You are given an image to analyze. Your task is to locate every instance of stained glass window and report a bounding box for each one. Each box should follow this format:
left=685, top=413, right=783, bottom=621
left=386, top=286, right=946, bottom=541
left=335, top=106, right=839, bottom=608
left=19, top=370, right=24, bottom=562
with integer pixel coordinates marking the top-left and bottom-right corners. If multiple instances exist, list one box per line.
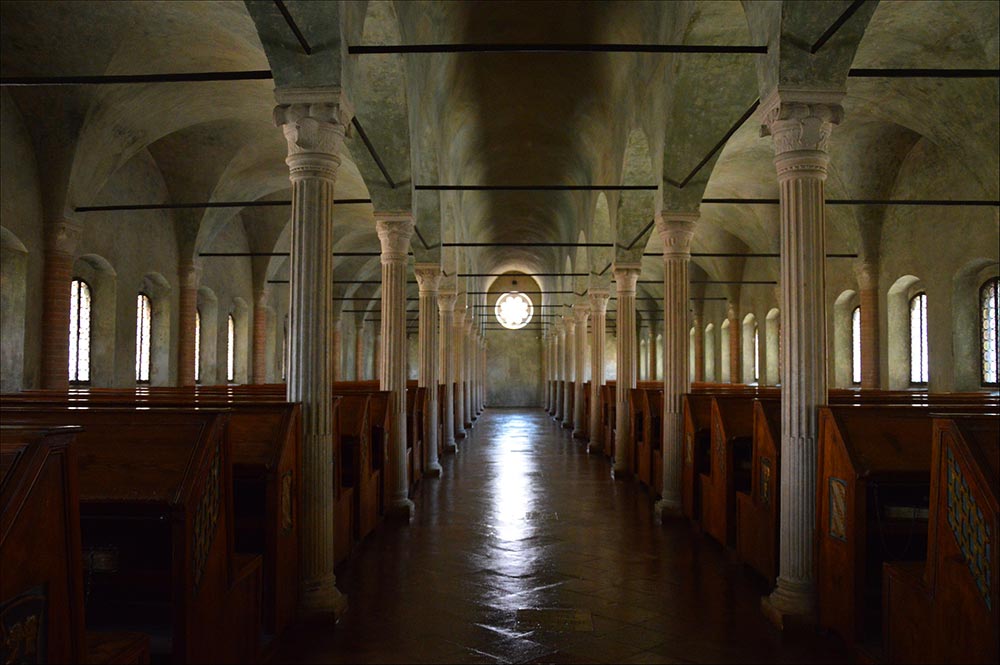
left=852, top=306, right=861, bottom=385
left=909, top=293, right=928, bottom=384
left=69, top=279, right=91, bottom=383
left=227, top=314, right=236, bottom=383
left=982, top=278, right=999, bottom=386
left=136, top=293, right=151, bottom=383
left=194, top=308, right=202, bottom=383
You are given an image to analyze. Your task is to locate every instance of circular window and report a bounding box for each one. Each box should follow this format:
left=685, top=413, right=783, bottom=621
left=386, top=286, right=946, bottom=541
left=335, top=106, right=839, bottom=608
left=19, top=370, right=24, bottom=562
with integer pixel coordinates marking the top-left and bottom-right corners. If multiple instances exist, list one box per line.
left=495, top=291, right=534, bottom=330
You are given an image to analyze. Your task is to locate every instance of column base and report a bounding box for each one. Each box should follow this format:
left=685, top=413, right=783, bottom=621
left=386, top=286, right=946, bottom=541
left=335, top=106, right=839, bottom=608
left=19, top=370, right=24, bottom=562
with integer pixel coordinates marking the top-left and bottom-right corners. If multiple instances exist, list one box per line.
left=572, top=429, right=588, bottom=441
left=443, top=442, right=458, bottom=454
left=387, top=498, right=416, bottom=522
left=586, top=442, right=604, bottom=455
left=464, top=420, right=473, bottom=429
left=611, top=464, right=631, bottom=480
left=300, top=574, right=349, bottom=621
left=653, top=498, right=683, bottom=523
left=424, top=462, right=443, bottom=477
left=761, top=580, right=816, bottom=631
left=455, top=430, right=467, bottom=440
left=561, top=422, right=573, bottom=430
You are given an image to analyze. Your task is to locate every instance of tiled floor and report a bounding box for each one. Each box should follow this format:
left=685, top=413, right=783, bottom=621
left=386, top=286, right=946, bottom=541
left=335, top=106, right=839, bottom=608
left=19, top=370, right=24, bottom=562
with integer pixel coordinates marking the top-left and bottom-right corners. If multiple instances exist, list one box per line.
left=273, top=408, right=850, bottom=664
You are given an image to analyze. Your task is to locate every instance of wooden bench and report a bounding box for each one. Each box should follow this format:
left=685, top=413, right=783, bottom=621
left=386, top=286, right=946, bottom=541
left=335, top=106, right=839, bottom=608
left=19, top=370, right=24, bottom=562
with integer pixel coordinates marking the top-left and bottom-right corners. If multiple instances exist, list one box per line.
left=883, top=414, right=999, bottom=664
left=736, top=398, right=781, bottom=583
left=700, top=395, right=755, bottom=547
left=0, top=408, right=262, bottom=663
left=602, top=382, right=616, bottom=459
left=333, top=393, right=379, bottom=542
left=647, top=389, right=664, bottom=496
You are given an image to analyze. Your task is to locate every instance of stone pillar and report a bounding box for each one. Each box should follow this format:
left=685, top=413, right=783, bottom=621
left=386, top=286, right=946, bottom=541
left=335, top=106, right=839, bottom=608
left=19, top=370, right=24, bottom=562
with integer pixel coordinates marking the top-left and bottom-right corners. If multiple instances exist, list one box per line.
left=554, top=320, right=565, bottom=421
left=330, top=317, right=343, bottom=381
left=274, top=91, right=351, bottom=614
left=414, top=263, right=443, bottom=476
left=252, top=290, right=268, bottom=384
left=464, top=317, right=474, bottom=427
left=693, top=311, right=705, bottom=382
left=355, top=320, right=366, bottom=380
left=376, top=214, right=415, bottom=519
left=855, top=261, right=880, bottom=390
left=548, top=331, right=557, bottom=414
left=542, top=331, right=551, bottom=412
left=588, top=289, right=610, bottom=453
left=760, top=90, right=843, bottom=626
left=728, top=299, right=741, bottom=384
left=572, top=303, right=590, bottom=438
left=438, top=291, right=457, bottom=453
left=653, top=213, right=697, bottom=520
left=40, top=220, right=82, bottom=390
left=613, top=264, right=642, bottom=477
left=453, top=306, right=467, bottom=439
left=561, top=315, right=576, bottom=429
left=177, top=260, right=201, bottom=386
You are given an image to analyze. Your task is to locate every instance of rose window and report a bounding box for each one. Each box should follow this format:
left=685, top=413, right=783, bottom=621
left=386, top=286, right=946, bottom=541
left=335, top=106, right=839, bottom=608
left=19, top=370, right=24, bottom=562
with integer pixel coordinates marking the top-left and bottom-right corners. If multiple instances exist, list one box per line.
left=495, top=292, right=534, bottom=330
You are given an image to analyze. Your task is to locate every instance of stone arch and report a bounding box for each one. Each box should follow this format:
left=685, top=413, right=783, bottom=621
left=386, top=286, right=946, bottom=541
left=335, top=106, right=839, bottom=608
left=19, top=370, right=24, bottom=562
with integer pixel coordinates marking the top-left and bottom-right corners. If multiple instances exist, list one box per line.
left=887, top=274, right=924, bottom=389
left=742, top=312, right=759, bottom=384
left=72, top=254, right=117, bottom=387
left=704, top=322, right=716, bottom=382
left=0, top=227, right=28, bottom=392
left=833, top=289, right=860, bottom=388
left=952, top=258, right=1000, bottom=390
left=591, top=192, right=613, bottom=276
left=138, top=272, right=171, bottom=386
left=616, top=128, right=656, bottom=262
left=197, top=286, right=219, bottom=384
left=720, top=319, right=731, bottom=383
left=765, top=308, right=780, bottom=386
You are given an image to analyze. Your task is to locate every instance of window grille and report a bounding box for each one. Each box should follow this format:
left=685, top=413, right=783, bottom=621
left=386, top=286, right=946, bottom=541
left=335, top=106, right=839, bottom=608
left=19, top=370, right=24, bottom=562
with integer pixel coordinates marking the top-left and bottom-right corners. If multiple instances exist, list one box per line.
left=982, top=278, right=999, bottom=386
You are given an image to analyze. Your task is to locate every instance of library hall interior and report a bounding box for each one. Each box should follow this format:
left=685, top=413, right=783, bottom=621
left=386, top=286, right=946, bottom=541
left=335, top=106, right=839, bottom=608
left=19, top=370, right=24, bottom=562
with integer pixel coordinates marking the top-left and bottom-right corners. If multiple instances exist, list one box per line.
left=0, top=1, right=998, bottom=663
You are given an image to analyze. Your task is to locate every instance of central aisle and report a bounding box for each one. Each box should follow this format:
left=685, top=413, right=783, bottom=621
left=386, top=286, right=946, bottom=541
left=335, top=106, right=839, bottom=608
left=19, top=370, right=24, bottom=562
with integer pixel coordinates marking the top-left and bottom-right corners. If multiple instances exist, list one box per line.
left=275, top=409, right=848, bottom=664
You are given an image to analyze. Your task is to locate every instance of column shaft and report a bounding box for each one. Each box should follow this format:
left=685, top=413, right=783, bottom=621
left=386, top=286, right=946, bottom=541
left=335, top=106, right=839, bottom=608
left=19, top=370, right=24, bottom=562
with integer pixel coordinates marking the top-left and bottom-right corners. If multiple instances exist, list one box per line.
left=588, top=290, right=609, bottom=453
left=438, top=292, right=457, bottom=453
left=464, top=320, right=473, bottom=427
left=415, top=264, right=442, bottom=476
left=573, top=305, right=589, bottom=438
left=41, top=221, right=81, bottom=390
left=177, top=261, right=200, bottom=386
left=613, top=265, right=641, bottom=477
left=562, top=316, right=576, bottom=429
left=693, top=315, right=705, bottom=382
left=252, top=293, right=268, bottom=384
left=856, top=262, right=880, bottom=389
left=454, top=308, right=467, bottom=438
left=729, top=301, right=741, bottom=383
left=355, top=322, right=366, bottom=380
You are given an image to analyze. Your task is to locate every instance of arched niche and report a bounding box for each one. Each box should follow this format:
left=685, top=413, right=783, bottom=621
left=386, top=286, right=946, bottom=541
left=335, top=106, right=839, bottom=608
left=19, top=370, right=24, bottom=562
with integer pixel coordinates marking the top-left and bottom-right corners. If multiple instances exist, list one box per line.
left=887, top=274, right=924, bottom=389
left=0, top=226, right=28, bottom=392
left=197, top=286, right=219, bottom=384
left=705, top=323, right=716, bottom=382
left=833, top=290, right=860, bottom=388
left=765, top=308, right=780, bottom=386
left=742, top=312, right=759, bottom=385
left=952, top=259, right=1000, bottom=390
left=139, top=273, right=171, bottom=386
left=74, top=254, right=117, bottom=387
left=720, top=319, right=731, bottom=383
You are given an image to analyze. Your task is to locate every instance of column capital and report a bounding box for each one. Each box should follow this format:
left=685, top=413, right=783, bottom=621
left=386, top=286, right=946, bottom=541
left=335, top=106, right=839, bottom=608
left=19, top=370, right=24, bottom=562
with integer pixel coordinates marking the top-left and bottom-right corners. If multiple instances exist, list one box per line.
left=414, top=263, right=443, bottom=293
left=760, top=88, right=844, bottom=157
left=178, top=260, right=203, bottom=290
left=437, top=290, right=457, bottom=312
left=612, top=263, right=642, bottom=294
left=654, top=212, right=698, bottom=258
left=563, top=314, right=576, bottom=333
left=44, top=219, right=83, bottom=255
left=573, top=302, right=590, bottom=323
left=376, top=214, right=415, bottom=264
left=273, top=88, right=352, bottom=173
left=854, top=260, right=879, bottom=291
left=588, top=288, right=611, bottom=313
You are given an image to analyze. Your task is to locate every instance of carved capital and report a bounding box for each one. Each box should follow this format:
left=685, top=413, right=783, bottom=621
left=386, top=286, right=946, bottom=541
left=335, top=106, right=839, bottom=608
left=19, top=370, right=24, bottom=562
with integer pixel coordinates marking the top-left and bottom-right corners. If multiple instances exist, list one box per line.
left=573, top=302, right=591, bottom=324
left=563, top=315, right=576, bottom=334
left=760, top=88, right=844, bottom=158
left=654, top=212, right=698, bottom=259
left=414, top=263, right=443, bottom=293
left=44, top=219, right=82, bottom=255
left=375, top=213, right=415, bottom=264
left=588, top=288, right=611, bottom=314
left=437, top=290, right=457, bottom=312
left=274, top=89, right=352, bottom=178
left=612, top=262, right=642, bottom=294
left=854, top=260, right=879, bottom=291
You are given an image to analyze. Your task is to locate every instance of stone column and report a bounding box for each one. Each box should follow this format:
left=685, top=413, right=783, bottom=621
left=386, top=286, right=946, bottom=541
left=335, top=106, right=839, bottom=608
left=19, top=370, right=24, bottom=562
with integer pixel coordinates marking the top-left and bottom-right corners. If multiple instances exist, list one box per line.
left=464, top=317, right=474, bottom=427
left=855, top=261, right=880, bottom=390
left=252, top=290, right=268, bottom=384
left=547, top=331, right=557, bottom=414
left=561, top=315, right=576, bottom=429
left=652, top=213, right=697, bottom=520
left=177, top=260, right=201, bottom=386
left=453, top=306, right=467, bottom=439
left=414, top=263, right=443, bottom=476
left=355, top=320, right=366, bottom=380
left=588, top=289, right=610, bottom=453
left=554, top=320, right=565, bottom=421
left=438, top=291, right=457, bottom=453
left=760, top=90, right=843, bottom=626
left=542, top=331, right=550, bottom=412
left=572, top=303, right=590, bottom=438
left=330, top=317, right=343, bottom=381
left=613, top=264, right=642, bottom=477
left=728, top=299, right=741, bottom=383
left=274, top=91, right=351, bottom=614
left=693, top=311, right=705, bottom=382
left=376, top=214, right=415, bottom=519
left=40, top=220, right=82, bottom=390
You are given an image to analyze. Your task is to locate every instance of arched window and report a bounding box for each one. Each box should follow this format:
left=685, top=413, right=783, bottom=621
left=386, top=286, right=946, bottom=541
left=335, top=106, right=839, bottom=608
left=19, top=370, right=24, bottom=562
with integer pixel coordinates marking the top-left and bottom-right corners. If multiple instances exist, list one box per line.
left=135, top=293, right=152, bottom=383
left=281, top=317, right=288, bottom=381
left=195, top=308, right=202, bottom=384
left=227, top=314, right=236, bottom=383
left=69, top=279, right=92, bottom=384
left=753, top=324, right=760, bottom=383
left=851, top=306, right=861, bottom=385
left=909, top=293, right=928, bottom=385
left=982, top=277, right=999, bottom=386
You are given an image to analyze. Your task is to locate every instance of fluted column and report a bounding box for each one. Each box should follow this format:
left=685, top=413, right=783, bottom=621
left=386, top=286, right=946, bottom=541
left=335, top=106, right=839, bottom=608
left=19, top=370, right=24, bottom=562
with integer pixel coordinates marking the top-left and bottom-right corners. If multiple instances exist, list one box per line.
left=693, top=311, right=705, bottom=382
left=588, top=289, right=610, bottom=453
left=376, top=215, right=415, bottom=519
left=453, top=306, right=467, bottom=439
left=414, top=264, right=443, bottom=476
left=554, top=321, right=565, bottom=421
left=613, top=264, right=642, bottom=477
left=330, top=317, right=343, bottom=381
left=354, top=320, right=366, bottom=380
left=177, top=260, right=202, bottom=386
left=653, top=214, right=697, bottom=520
left=542, top=331, right=551, bottom=412
left=728, top=300, right=741, bottom=384
left=572, top=303, right=590, bottom=438
left=547, top=332, right=557, bottom=414
left=41, top=220, right=82, bottom=389
left=464, top=318, right=474, bottom=427
left=760, top=90, right=843, bottom=626
left=561, top=315, right=576, bottom=429
left=438, top=291, right=457, bottom=453
left=252, top=290, right=268, bottom=384
left=274, top=92, right=351, bottom=614
left=855, top=261, right=880, bottom=389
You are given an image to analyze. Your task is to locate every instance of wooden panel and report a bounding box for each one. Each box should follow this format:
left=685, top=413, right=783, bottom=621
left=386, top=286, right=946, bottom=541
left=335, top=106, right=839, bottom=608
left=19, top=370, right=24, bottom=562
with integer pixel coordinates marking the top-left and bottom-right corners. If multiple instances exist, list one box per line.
left=701, top=396, right=754, bottom=547
left=736, top=398, right=780, bottom=583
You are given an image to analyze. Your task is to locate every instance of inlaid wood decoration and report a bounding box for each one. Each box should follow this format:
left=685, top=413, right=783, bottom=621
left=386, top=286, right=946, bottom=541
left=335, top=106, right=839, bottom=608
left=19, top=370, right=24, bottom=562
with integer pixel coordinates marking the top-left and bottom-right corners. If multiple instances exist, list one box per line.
left=192, top=444, right=222, bottom=590
left=760, top=457, right=772, bottom=506
left=281, top=471, right=294, bottom=533
left=0, top=585, right=46, bottom=665
left=829, top=477, right=848, bottom=542
left=946, top=448, right=993, bottom=609
left=685, top=432, right=694, bottom=465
